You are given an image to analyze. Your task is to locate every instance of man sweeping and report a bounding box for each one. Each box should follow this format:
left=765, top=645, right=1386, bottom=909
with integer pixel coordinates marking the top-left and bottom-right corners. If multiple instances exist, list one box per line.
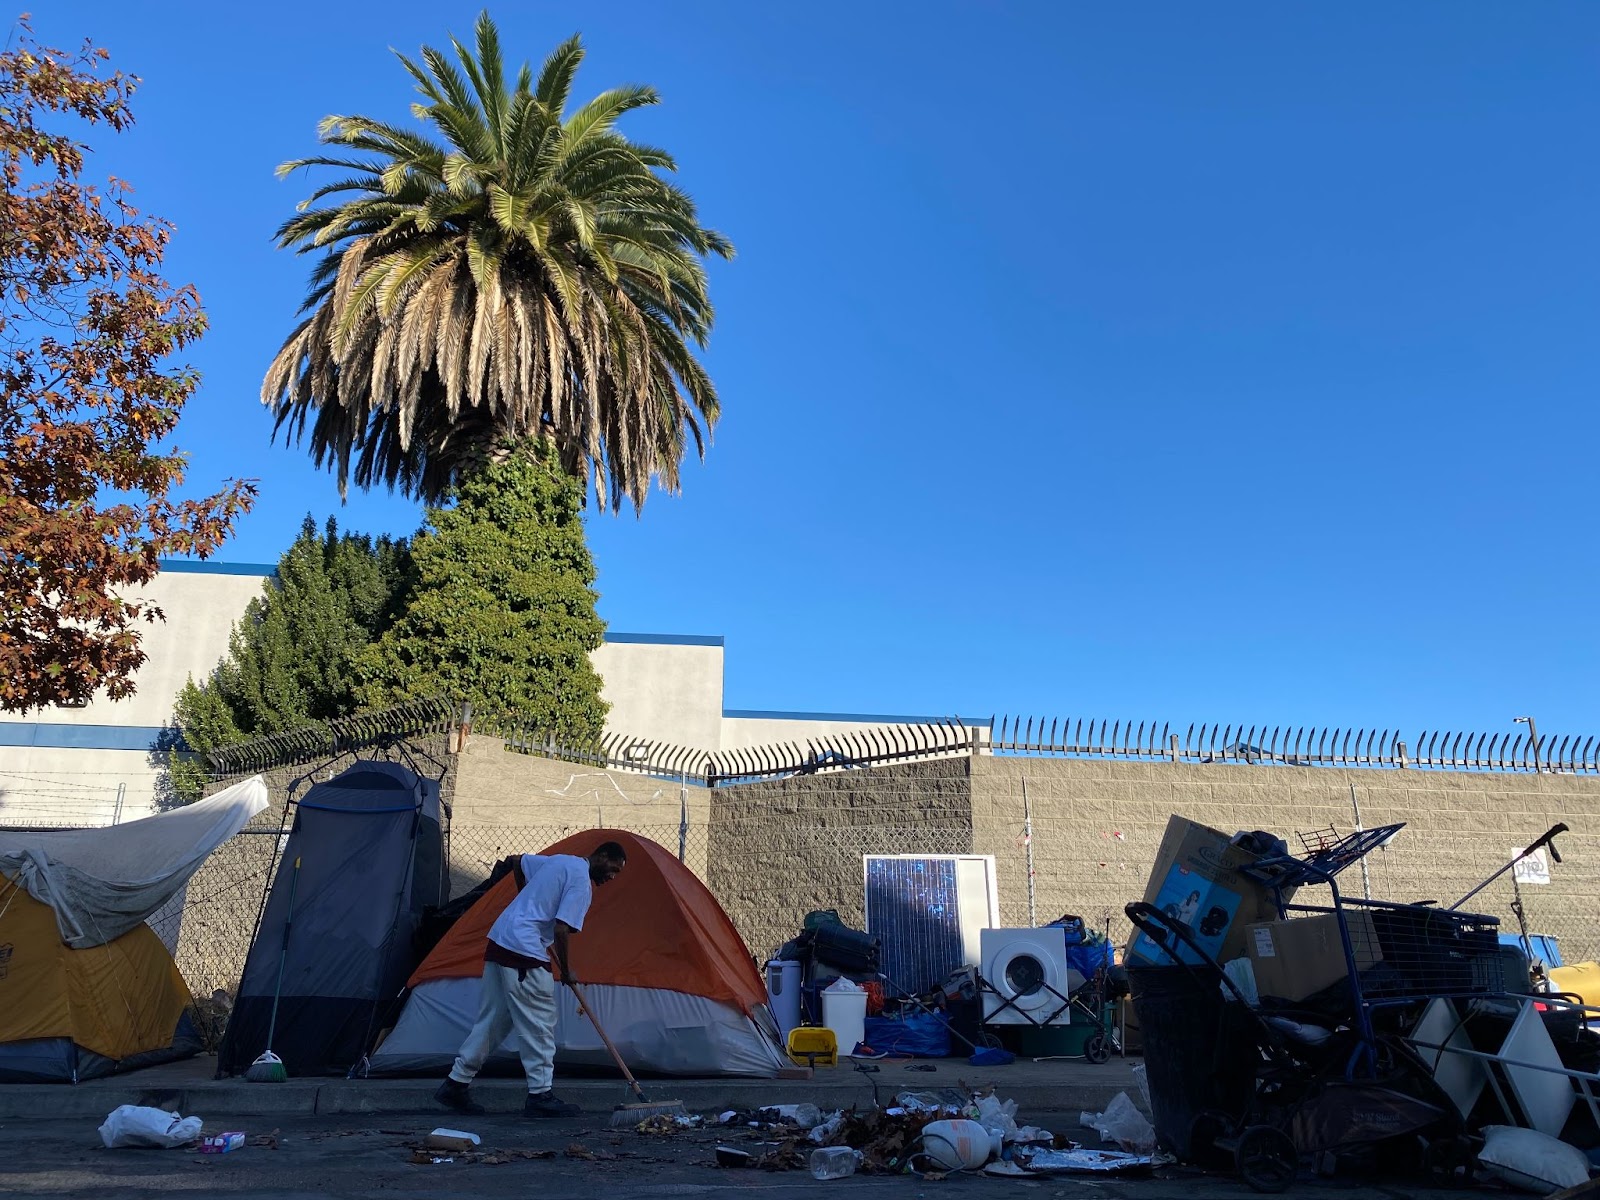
left=434, top=841, right=627, bottom=1118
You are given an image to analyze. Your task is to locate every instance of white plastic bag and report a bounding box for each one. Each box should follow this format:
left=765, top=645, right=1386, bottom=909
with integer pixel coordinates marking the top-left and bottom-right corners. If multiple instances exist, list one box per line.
left=1222, top=957, right=1260, bottom=1006
left=98, top=1105, right=203, bottom=1149
left=1477, top=1125, right=1591, bottom=1193
left=1080, top=1092, right=1156, bottom=1154
left=1132, top=1062, right=1151, bottom=1111
left=973, top=1093, right=1019, bottom=1139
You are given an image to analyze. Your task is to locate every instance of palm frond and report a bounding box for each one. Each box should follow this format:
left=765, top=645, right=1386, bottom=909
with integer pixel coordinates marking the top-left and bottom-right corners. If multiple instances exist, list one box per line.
left=265, top=17, right=731, bottom=513
left=534, top=35, right=584, bottom=116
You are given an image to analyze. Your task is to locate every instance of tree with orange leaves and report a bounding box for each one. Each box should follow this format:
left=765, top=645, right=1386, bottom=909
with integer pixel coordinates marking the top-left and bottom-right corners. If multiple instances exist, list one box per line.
left=0, top=19, right=255, bottom=712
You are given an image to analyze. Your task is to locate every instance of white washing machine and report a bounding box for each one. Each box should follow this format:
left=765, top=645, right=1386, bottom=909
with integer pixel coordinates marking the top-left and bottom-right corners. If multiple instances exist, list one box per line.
left=981, top=927, right=1085, bottom=1025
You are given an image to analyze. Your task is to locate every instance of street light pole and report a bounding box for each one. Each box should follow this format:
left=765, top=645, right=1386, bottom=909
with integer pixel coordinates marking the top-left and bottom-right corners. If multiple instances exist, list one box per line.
left=1514, top=716, right=1541, bottom=774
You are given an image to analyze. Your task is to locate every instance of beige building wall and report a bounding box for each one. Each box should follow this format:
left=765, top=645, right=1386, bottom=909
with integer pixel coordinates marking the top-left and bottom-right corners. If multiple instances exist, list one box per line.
left=0, top=747, right=160, bottom=826
left=4, top=569, right=271, bottom=729
left=591, top=637, right=724, bottom=750
left=0, top=566, right=272, bottom=824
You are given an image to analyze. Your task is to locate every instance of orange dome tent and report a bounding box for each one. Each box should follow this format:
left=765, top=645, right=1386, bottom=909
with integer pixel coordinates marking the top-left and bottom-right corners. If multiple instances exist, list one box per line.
left=367, top=830, right=784, bottom=1077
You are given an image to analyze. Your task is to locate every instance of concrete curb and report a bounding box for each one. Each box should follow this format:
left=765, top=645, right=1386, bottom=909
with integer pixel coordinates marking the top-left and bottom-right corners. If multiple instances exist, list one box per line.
left=0, top=1067, right=1139, bottom=1123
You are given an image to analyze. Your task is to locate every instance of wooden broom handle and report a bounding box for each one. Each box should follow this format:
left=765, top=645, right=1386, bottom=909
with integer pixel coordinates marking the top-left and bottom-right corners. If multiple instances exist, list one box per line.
left=565, top=979, right=647, bottom=1102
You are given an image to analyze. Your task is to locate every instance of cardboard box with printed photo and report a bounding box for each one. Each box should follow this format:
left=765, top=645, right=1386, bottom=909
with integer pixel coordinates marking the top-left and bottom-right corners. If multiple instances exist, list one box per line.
left=1126, top=815, right=1285, bottom=967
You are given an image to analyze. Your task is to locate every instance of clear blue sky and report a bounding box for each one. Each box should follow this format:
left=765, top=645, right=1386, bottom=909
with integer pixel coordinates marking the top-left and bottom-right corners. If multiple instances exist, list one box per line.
left=39, top=3, right=1600, bottom=736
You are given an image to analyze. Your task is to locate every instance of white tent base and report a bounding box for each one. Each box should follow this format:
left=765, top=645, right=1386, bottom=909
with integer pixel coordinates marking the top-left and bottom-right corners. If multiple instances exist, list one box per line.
left=368, top=978, right=786, bottom=1078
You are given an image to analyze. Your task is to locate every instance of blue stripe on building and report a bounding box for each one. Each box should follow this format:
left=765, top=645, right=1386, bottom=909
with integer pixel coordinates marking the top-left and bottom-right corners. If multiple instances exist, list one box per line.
left=723, top=708, right=989, bottom=726
left=156, top=559, right=277, bottom=576
left=0, top=723, right=169, bottom=751
left=602, top=632, right=725, bottom=647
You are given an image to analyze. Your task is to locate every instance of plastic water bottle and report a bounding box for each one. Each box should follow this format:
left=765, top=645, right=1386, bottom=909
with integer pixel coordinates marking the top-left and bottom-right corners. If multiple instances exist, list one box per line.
left=809, top=1146, right=862, bottom=1180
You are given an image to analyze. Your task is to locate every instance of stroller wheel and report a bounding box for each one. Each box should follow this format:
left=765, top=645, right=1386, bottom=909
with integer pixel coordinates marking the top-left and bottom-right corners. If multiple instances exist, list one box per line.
left=1235, top=1126, right=1297, bottom=1194
left=1082, top=1034, right=1110, bottom=1064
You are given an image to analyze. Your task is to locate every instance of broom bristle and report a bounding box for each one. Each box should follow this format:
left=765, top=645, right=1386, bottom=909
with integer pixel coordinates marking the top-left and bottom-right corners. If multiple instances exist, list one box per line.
left=610, top=1099, right=686, bottom=1127
left=245, top=1051, right=287, bottom=1083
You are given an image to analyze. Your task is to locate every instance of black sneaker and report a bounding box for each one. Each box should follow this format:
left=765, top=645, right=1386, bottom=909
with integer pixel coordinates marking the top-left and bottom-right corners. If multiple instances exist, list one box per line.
left=524, top=1091, right=581, bottom=1119
left=434, top=1078, right=485, bottom=1116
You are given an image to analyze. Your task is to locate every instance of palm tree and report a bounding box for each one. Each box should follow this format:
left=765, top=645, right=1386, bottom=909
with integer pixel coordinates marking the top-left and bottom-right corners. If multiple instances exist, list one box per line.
left=263, top=12, right=732, bottom=513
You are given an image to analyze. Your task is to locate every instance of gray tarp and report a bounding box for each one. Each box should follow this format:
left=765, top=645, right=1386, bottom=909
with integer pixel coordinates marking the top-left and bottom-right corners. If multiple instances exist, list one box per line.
left=0, top=776, right=267, bottom=947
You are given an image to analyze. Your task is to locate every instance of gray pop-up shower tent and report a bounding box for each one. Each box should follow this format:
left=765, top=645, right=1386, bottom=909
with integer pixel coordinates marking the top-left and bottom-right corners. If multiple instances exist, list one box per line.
left=218, top=760, right=445, bottom=1077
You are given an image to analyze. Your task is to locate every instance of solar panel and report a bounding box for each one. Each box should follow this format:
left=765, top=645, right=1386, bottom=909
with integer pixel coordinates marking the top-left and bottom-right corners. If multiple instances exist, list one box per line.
left=864, top=855, right=997, bottom=998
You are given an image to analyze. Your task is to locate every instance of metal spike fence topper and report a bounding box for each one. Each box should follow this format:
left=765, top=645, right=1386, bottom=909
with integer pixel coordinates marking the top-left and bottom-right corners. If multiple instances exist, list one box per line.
left=203, top=697, right=1600, bottom=784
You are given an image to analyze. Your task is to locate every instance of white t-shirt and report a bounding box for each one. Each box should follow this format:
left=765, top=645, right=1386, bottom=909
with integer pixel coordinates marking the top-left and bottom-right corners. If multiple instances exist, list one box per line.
left=487, top=854, right=593, bottom=960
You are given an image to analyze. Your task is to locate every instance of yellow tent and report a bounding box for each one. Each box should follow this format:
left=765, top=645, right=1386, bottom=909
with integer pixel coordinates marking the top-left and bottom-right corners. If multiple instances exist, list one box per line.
left=0, top=876, right=194, bottom=1082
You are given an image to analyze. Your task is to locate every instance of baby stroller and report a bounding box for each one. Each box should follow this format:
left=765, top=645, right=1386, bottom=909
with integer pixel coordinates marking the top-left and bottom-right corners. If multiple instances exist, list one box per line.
left=1125, top=902, right=1469, bottom=1192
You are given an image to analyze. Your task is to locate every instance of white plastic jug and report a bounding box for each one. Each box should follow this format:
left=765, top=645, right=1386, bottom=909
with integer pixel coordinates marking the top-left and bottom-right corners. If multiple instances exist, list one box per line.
left=920, top=1119, right=994, bottom=1171
left=765, top=959, right=803, bottom=1040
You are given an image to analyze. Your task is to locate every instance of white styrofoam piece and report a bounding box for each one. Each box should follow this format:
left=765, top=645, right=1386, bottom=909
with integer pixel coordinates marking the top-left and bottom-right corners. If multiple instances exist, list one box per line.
left=1498, top=1001, right=1576, bottom=1138
left=1409, top=997, right=1487, bottom=1118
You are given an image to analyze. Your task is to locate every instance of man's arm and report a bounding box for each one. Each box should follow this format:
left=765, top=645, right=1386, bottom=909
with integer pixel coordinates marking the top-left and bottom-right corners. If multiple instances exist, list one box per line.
left=495, top=854, right=528, bottom=889
left=553, top=921, right=577, bottom=982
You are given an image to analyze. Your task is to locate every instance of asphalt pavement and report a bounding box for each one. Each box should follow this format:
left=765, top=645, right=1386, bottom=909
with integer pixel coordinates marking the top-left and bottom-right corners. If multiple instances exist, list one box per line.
left=0, top=1054, right=1504, bottom=1200
left=0, top=1111, right=1495, bottom=1200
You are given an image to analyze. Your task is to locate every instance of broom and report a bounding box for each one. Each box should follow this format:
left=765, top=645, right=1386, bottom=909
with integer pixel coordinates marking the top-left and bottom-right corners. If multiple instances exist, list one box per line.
left=566, top=980, right=686, bottom=1125
left=245, top=856, right=301, bottom=1083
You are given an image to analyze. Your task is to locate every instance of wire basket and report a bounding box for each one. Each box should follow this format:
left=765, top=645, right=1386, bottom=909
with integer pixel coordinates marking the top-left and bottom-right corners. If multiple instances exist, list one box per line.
left=1337, top=902, right=1503, bottom=1000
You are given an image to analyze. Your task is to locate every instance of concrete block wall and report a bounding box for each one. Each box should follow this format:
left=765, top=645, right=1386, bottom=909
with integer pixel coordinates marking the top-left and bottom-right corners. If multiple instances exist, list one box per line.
left=449, top=736, right=712, bottom=888
left=705, top=759, right=974, bottom=960
left=970, top=756, right=1600, bottom=962
left=170, top=738, right=1600, bottom=999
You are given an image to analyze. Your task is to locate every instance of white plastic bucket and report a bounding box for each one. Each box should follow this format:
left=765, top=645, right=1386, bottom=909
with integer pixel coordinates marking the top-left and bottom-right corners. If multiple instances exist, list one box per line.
left=820, top=988, right=867, bottom=1057
left=920, top=1119, right=994, bottom=1171
left=765, top=959, right=803, bottom=1040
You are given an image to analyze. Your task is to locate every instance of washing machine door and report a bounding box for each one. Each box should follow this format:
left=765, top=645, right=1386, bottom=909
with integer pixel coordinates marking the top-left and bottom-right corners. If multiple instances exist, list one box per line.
left=989, top=937, right=1084, bottom=1018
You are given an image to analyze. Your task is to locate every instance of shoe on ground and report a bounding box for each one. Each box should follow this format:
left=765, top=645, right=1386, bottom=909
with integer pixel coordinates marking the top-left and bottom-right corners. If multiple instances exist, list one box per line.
left=524, top=1091, right=581, bottom=1119
left=434, top=1078, right=485, bottom=1116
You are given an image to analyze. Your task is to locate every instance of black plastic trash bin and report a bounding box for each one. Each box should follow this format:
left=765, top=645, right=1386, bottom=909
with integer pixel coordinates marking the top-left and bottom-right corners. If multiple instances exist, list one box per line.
left=1128, top=965, right=1258, bottom=1160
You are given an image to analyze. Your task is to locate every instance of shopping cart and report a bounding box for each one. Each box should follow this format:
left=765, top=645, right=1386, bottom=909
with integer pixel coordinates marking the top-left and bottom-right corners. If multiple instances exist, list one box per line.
left=1126, top=901, right=1467, bottom=1192
left=1238, top=824, right=1506, bottom=1078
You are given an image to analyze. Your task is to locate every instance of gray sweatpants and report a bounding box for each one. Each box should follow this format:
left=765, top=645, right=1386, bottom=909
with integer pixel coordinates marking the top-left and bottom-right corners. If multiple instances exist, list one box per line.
left=448, top=961, right=559, bottom=1093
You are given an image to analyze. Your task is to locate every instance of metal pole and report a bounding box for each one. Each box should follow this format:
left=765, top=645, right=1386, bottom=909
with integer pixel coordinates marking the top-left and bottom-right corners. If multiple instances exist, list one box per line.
left=1349, top=784, right=1371, bottom=900
left=678, top=770, right=689, bottom=864
left=1515, top=716, right=1542, bottom=774
left=1022, top=775, right=1037, bottom=928
left=112, top=782, right=125, bottom=826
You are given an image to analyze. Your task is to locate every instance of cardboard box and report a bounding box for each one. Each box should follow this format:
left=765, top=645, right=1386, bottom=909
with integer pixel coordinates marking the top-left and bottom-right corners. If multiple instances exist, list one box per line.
left=1245, top=912, right=1380, bottom=1002
left=1126, top=816, right=1285, bottom=967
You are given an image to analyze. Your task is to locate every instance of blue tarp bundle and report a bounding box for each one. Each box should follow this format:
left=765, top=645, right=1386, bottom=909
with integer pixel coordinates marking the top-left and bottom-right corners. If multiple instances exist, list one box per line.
left=862, top=1011, right=953, bottom=1057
